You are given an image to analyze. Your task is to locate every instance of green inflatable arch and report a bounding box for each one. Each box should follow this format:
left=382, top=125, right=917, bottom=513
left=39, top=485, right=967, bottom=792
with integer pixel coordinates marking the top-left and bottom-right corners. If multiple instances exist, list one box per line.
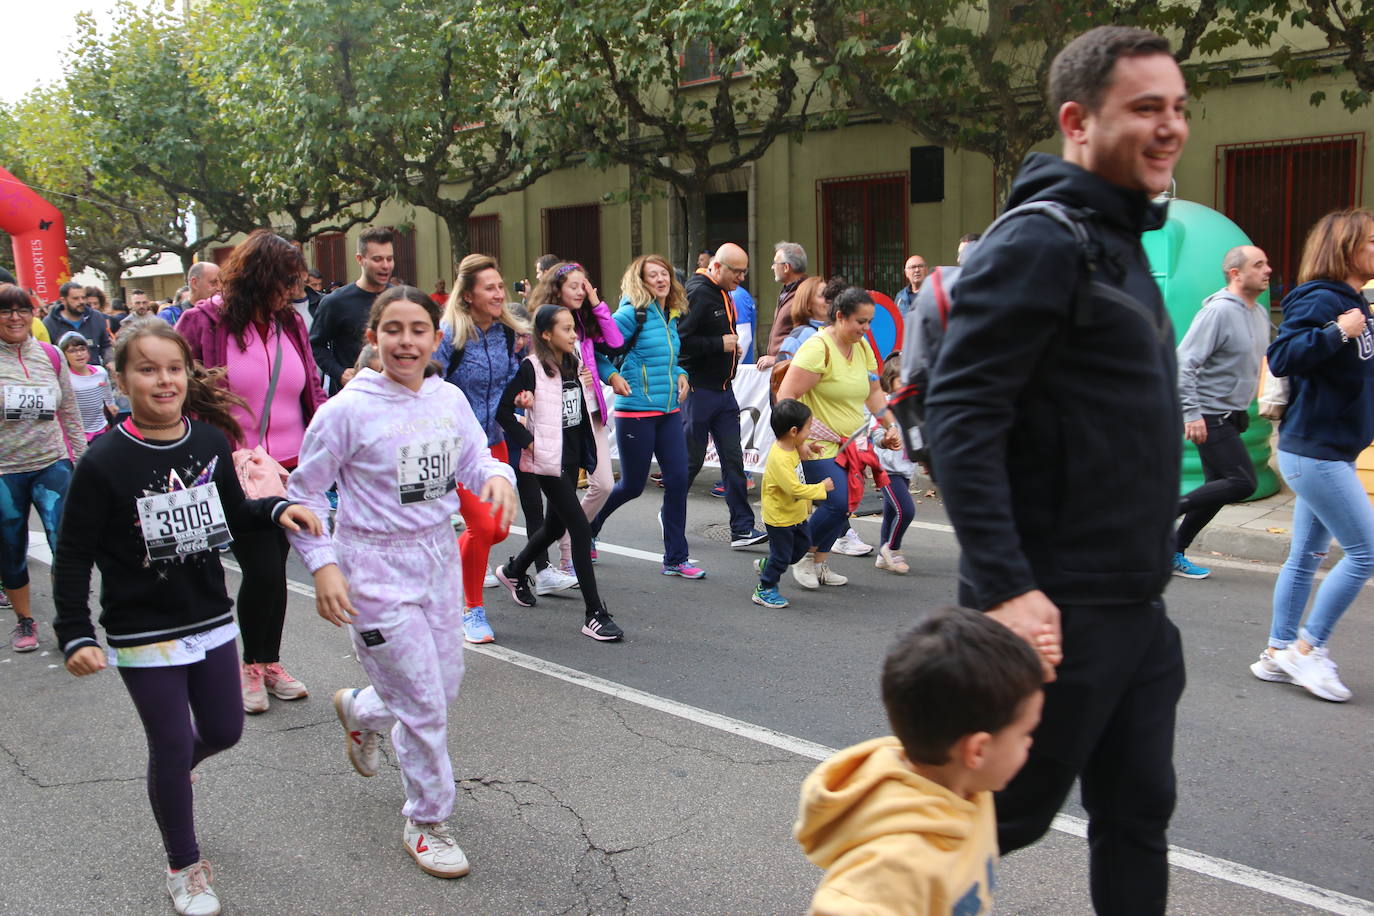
left=1143, top=198, right=1279, bottom=500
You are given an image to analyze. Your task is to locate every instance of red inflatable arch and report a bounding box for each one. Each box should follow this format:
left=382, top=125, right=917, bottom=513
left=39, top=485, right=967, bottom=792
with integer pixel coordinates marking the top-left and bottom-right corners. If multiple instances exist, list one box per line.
left=0, top=166, right=71, bottom=301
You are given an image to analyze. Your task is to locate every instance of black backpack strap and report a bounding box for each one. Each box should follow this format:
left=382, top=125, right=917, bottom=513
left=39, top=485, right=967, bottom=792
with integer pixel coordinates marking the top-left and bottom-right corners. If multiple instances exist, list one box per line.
left=980, top=200, right=1102, bottom=327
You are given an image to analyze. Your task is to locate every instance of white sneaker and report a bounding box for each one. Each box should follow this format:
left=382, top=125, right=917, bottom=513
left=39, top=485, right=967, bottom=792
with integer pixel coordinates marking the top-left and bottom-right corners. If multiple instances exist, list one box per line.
left=333, top=688, right=380, bottom=777
left=1275, top=646, right=1351, bottom=702
left=483, top=566, right=498, bottom=588
left=815, top=561, right=848, bottom=586
left=403, top=819, right=471, bottom=878
left=535, top=565, right=578, bottom=595
left=166, top=860, right=221, bottom=915
left=791, top=554, right=819, bottom=590
left=831, top=528, right=874, bottom=557
left=875, top=545, right=909, bottom=574
left=1249, top=649, right=1292, bottom=684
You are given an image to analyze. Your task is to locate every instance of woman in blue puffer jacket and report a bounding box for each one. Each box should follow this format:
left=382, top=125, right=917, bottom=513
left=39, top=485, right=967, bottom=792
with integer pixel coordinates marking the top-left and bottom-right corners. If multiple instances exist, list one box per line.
left=592, top=254, right=704, bottom=579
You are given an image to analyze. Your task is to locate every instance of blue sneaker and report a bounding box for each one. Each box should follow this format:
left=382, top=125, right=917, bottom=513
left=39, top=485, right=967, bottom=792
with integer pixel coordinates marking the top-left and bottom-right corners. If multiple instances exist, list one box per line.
left=462, top=607, right=495, bottom=644
left=710, top=480, right=726, bottom=498
left=1171, top=552, right=1210, bottom=579
left=752, top=585, right=789, bottom=608
left=662, top=562, right=706, bottom=579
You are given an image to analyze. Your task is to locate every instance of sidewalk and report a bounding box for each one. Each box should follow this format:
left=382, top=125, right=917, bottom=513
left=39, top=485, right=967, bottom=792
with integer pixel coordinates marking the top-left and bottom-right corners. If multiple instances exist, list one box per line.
left=837, top=474, right=1329, bottom=568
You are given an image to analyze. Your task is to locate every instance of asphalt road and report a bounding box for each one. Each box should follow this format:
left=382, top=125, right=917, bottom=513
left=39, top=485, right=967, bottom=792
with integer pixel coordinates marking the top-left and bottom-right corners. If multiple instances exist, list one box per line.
left=5, top=484, right=1372, bottom=915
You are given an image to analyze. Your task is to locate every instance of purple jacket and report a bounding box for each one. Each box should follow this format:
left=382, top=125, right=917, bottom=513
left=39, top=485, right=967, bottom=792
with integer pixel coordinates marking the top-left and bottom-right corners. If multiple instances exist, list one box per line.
left=175, top=295, right=329, bottom=429
left=577, top=301, right=623, bottom=417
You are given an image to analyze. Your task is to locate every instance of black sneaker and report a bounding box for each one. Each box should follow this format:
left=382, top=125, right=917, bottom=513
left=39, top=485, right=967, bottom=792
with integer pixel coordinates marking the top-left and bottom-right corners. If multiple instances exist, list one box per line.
left=495, top=560, right=536, bottom=607
left=730, top=528, right=768, bottom=548
left=582, top=607, right=624, bottom=641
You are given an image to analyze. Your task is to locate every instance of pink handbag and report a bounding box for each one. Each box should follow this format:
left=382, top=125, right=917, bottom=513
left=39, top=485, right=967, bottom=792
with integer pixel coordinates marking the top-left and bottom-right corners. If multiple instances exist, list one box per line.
left=232, top=445, right=289, bottom=498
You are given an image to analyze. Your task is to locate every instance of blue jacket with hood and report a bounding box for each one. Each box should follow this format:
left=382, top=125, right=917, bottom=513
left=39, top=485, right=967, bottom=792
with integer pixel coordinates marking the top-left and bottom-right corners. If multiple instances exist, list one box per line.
left=595, top=297, right=688, bottom=414
left=1267, top=279, right=1374, bottom=462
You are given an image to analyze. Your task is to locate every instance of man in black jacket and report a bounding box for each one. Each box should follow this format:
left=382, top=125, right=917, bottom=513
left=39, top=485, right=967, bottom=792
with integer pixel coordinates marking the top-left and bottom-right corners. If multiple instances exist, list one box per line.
left=680, top=243, right=765, bottom=546
left=924, top=27, right=1189, bottom=915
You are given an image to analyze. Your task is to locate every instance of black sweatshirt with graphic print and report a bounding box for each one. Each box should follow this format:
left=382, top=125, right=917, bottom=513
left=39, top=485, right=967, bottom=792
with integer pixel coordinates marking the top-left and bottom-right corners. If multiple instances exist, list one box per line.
left=52, top=419, right=288, bottom=659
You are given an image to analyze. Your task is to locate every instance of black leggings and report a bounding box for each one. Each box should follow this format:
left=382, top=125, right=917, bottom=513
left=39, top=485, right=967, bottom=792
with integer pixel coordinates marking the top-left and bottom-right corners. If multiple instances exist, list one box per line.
left=514, top=468, right=550, bottom=572
left=118, top=640, right=244, bottom=869
left=230, top=526, right=290, bottom=664
left=510, top=470, right=601, bottom=614
left=1176, top=414, right=1256, bottom=551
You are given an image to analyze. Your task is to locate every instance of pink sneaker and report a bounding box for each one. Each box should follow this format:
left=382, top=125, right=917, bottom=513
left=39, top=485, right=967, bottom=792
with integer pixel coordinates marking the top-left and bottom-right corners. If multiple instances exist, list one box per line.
left=661, top=562, right=706, bottom=579
left=262, top=662, right=308, bottom=700
left=10, top=617, right=38, bottom=652
left=241, top=663, right=268, bottom=714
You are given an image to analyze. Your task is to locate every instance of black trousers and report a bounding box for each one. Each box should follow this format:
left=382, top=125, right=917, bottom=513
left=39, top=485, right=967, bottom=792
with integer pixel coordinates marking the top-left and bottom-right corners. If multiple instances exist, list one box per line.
left=230, top=526, right=290, bottom=665
left=1176, top=413, right=1256, bottom=551
left=684, top=387, right=755, bottom=535
left=514, top=467, right=551, bottom=572
left=510, top=470, right=602, bottom=615
left=985, top=595, right=1185, bottom=916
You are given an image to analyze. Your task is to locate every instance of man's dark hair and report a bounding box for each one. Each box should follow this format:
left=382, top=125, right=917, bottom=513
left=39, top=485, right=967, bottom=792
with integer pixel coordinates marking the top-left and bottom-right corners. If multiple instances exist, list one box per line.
left=770, top=397, right=813, bottom=439
left=129, top=288, right=146, bottom=297
left=307, top=267, right=323, bottom=279
left=0, top=266, right=16, bottom=284
left=959, top=232, right=981, bottom=245
left=882, top=606, right=1043, bottom=765
left=1048, top=27, right=1172, bottom=116
left=827, top=286, right=872, bottom=323
left=357, top=226, right=394, bottom=256
left=59, top=280, right=83, bottom=298
left=536, top=253, right=559, bottom=273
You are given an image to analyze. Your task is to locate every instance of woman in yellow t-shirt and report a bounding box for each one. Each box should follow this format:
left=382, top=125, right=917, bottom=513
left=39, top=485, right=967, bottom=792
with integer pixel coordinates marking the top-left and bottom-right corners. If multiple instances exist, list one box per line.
left=777, top=287, right=900, bottom=589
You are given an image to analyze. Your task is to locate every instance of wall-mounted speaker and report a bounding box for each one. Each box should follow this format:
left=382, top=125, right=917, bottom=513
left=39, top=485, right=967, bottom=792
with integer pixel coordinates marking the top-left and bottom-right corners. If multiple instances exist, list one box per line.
left=910, top=146, right=944, bottom=204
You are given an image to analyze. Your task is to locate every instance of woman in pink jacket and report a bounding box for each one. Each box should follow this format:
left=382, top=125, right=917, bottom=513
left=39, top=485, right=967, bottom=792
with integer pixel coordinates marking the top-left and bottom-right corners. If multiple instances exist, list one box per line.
left=523, top=262, right=626, bottom=572
left=176, top=230, right=329, bottom=714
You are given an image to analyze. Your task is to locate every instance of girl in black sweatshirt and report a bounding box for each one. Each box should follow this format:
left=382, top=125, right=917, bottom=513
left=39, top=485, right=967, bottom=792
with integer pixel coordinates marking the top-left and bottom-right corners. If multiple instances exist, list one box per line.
left=52, top=322, right=321, bottom=916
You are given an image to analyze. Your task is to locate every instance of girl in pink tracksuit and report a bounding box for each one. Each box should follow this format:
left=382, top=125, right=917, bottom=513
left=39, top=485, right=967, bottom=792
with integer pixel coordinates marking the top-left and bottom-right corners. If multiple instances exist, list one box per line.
left=285, top=287, right=516, bottom=879
left=494, top=304, right=623, bottom=641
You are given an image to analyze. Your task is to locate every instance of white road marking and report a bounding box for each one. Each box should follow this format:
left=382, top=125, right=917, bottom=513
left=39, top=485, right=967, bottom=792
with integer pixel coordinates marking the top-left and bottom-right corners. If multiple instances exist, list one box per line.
left=43, top=537, right=1374, bottom=914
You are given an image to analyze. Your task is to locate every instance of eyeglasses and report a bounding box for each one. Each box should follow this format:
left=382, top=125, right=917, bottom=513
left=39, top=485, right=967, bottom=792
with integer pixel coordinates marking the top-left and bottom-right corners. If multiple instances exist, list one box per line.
left=0, top=305, right=36, bottom=317
left=723, top=264, right=748, bottom=277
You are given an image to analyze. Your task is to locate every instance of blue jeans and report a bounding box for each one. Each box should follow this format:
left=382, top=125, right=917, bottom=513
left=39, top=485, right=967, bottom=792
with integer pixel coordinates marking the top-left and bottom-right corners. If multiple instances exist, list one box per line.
left=592, top=412, right=690, bottom=566
left=1269, top=451, right=1374, bottom=649
left=0, top=459, right=74, bottom=589
left=801, top=457, right=850, bottom=553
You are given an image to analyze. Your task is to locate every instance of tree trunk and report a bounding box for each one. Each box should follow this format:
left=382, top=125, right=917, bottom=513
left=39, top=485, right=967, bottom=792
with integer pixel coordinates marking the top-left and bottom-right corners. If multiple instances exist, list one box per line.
left=444, top=211, right=472, bottom=269
left=991, top=134, right=1037, bottom=215
left=628, top=116, right=642, bottom=258
left=683, top=185, right=707, bottom=270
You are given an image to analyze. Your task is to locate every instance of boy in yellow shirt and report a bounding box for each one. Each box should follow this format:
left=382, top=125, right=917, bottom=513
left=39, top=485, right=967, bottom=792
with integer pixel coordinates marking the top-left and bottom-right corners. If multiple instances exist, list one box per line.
left=753, top=399, right=833, bottom=608
left=795, top=606, right=1044, bottom=915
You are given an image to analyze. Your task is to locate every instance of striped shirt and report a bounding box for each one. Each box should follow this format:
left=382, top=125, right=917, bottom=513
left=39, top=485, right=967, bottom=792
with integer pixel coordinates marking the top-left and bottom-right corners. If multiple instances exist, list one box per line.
left=68, top=365, right=116, bottom=434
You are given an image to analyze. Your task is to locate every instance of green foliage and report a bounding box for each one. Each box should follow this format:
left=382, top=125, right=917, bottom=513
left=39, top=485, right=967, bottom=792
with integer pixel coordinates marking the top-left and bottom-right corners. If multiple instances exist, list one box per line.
left=522, top=0, right=821, bottom=258
left=807, top=0, right=1265, bottom=209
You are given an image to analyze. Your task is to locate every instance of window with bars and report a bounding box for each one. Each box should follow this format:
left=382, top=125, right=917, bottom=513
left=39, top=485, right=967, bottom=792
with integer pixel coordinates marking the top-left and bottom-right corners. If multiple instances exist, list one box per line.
left=542, top=204, right=602, bottom=287
left=679, top=40, right=745, bottom=85
left=817, top=173, right=908, bottom=295
left=386, top=227, right=418, bottom=287
left=312, top=233, right=347, bottom=286
left=468, top=215, right=500, bottom=262
left=1217, top=133, right=1364, bottom=301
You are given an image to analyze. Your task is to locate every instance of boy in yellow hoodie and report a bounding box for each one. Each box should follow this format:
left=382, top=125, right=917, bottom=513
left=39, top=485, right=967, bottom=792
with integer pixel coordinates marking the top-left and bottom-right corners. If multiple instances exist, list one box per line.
left=752, top=398, right=833, bottom=608
left=795, top=606, right=1044, bottom=915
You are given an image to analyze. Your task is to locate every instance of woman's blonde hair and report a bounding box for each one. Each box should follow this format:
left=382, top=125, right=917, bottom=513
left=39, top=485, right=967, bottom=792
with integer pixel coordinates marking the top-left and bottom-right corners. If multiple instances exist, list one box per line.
left=1297, top=208, right=1374, bottom=285
left=787, top=276, right=828, bottom=326
left=620, top=254, right=686, bottom=318
left=441, top=253, right=530, bottom=349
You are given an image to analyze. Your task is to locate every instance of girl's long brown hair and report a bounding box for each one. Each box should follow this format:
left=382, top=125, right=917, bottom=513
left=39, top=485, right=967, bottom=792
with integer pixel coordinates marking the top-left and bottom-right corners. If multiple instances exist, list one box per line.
left=219, top=229, right=307, bottom=348
left=113, top=319, right=246, bottom=443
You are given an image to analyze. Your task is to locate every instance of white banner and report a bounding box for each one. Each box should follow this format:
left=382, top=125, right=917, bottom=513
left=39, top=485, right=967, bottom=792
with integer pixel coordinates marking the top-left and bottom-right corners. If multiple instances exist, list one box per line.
left=602, top=367, right=777, bottom=474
